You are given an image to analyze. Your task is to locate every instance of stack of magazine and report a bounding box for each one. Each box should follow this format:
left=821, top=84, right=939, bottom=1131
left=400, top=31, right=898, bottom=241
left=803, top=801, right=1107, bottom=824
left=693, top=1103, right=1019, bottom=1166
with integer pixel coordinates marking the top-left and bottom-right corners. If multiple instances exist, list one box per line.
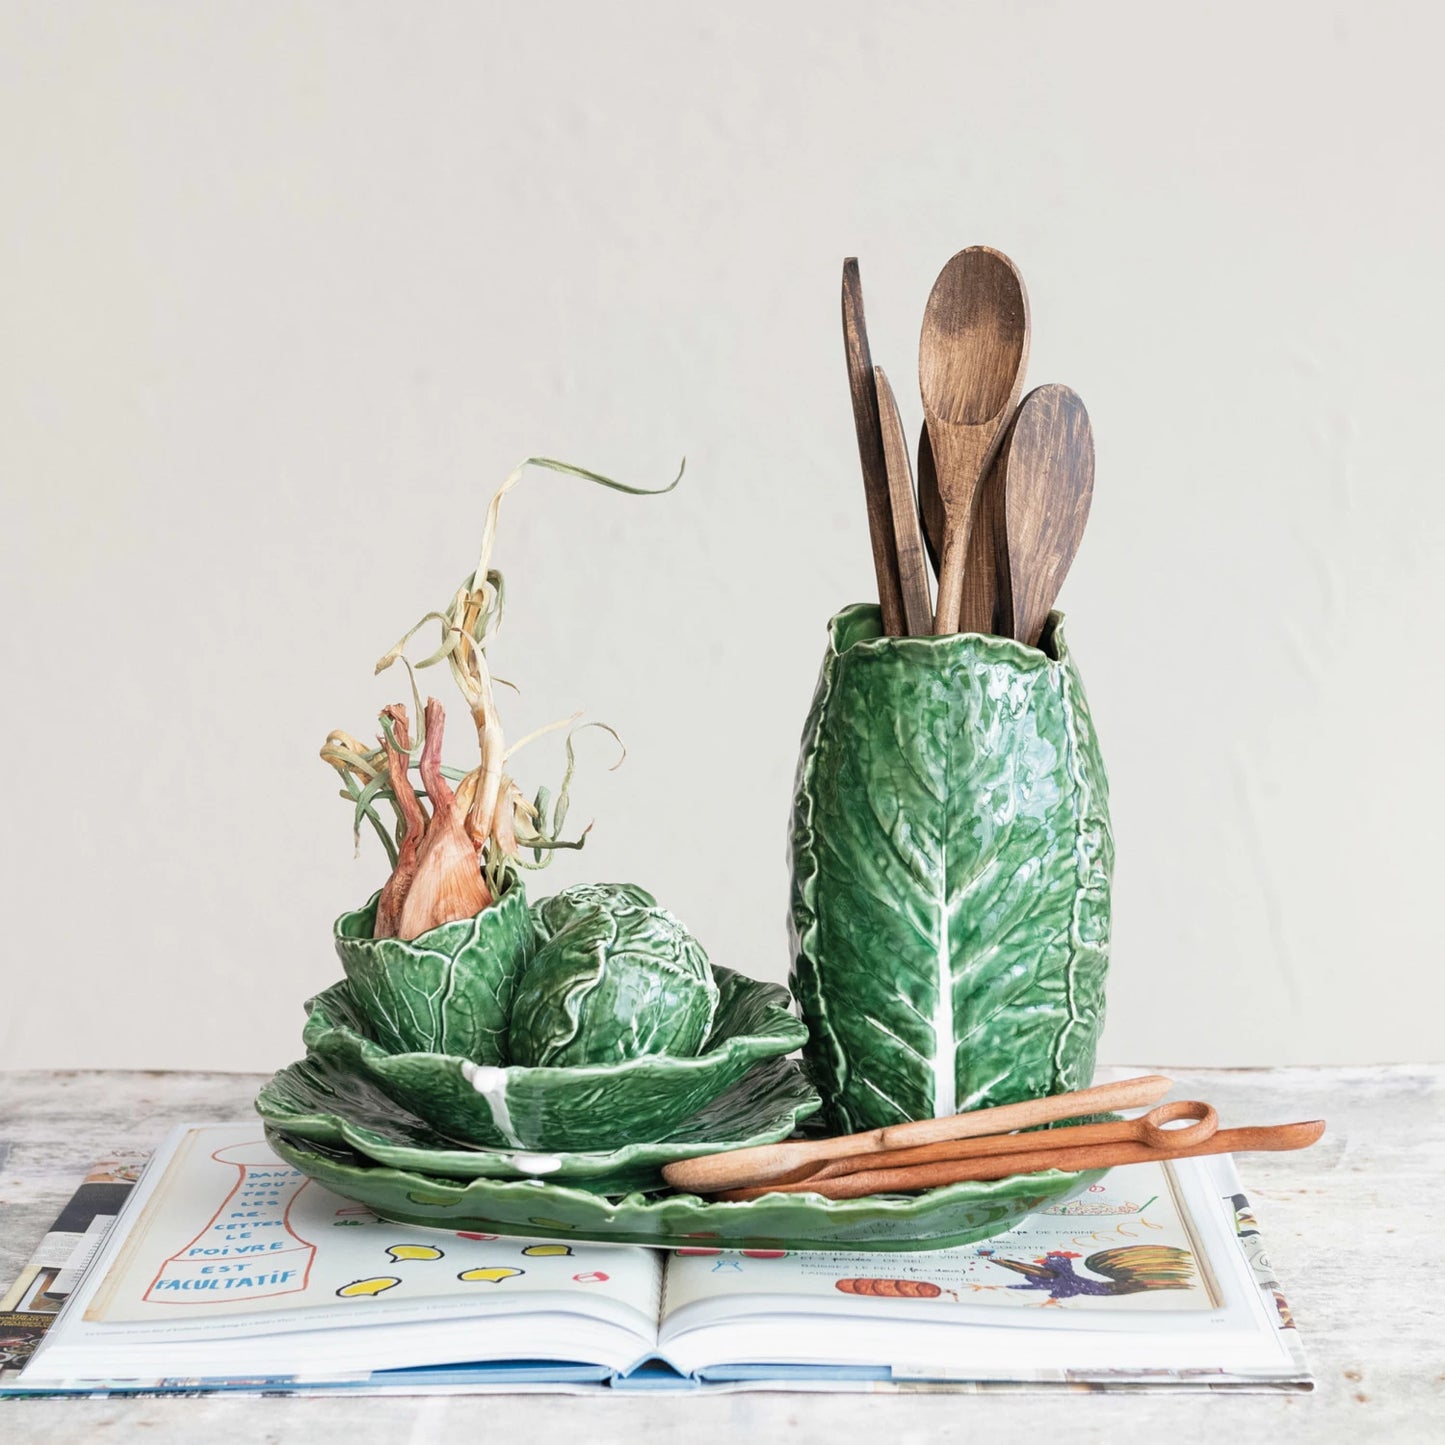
left=0, top=1122, right=1310, bottom=1396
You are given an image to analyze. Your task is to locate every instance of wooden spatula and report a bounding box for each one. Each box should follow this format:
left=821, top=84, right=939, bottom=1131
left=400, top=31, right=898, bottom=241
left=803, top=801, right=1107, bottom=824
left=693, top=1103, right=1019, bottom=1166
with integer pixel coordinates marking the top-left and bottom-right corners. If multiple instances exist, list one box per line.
left=841, top=259, right=906, bottom=636
left=993, top=384, right=1095, bottom=648
left=918, top=247, right=1029, bottom=635
left=873, top=365, right=933, bottom=635
left=660, top=1074, right=1172, bottom=1195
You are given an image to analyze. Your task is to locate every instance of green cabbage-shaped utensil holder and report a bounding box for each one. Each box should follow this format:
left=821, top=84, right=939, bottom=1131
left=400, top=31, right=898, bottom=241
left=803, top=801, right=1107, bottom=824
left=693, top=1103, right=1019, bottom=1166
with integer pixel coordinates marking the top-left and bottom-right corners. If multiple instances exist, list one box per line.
left=789, top=604, right=1113, bottom=1134
left=333, top=877, right=535, bottom=1063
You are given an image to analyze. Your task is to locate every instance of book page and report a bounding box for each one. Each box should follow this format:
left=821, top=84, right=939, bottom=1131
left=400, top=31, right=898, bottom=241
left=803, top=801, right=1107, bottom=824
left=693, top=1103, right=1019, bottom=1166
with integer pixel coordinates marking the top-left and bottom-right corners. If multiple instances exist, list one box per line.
left=662, top=1161, right=1217, bottom=1327
left=83, top=1125, right=660, bottom=1338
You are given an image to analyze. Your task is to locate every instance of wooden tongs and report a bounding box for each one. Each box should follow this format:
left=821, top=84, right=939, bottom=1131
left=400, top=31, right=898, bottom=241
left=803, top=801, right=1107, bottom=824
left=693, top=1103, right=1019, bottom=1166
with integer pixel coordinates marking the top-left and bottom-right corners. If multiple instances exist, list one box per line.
left=664, top=1075, right=1167, bottom=1192
left=660, top=1074, right=1326, bottom=1203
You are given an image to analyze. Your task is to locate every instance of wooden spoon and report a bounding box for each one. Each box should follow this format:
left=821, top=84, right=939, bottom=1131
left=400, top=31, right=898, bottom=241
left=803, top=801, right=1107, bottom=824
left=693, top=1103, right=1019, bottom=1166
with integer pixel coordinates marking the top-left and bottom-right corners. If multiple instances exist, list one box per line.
left=714, top=1120, right=1327, bottom=1203
left=841, top=259, right=906, bottom=636
left=993, top=384, right=1096, bottom=647
left=660, top=1074, right=1172, bottom=1195
left=919, top=247, right=1029, bottom=634
left=873, top=365, right=933, bottom=635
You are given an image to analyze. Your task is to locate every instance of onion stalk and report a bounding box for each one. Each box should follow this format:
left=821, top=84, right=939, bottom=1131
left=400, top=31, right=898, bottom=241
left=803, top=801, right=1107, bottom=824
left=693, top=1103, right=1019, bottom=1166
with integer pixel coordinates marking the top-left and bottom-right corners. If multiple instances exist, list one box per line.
left=320, top=456, right=681, bottom=941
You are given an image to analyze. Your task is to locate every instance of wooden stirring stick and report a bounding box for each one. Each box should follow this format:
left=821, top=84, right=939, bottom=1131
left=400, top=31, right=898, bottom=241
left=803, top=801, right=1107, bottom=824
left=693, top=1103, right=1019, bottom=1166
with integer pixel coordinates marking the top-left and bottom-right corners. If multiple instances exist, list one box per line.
left=660, top=1074, right=1173, bottom=1194
left=714, top=1120, right=1327, bottom=1203
left=842, top=259, right=906, bottom=636
left=874, top=365, right=933, bottom=635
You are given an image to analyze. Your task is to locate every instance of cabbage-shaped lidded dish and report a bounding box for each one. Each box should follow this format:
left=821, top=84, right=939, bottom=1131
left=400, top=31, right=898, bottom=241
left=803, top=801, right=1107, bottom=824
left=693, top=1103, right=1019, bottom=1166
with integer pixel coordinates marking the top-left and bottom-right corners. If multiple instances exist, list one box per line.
left=509, top=883, right=719, bottom=1067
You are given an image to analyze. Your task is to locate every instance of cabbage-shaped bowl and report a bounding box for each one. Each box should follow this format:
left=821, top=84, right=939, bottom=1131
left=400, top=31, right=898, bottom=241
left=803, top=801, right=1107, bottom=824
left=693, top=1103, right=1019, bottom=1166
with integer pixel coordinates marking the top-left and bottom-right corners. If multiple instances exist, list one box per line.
left=333, top=880, right=536, bottom=1062
left=255, top=1051, right=821, bottom=1195
left=301, top=965, right=810, bottom=1152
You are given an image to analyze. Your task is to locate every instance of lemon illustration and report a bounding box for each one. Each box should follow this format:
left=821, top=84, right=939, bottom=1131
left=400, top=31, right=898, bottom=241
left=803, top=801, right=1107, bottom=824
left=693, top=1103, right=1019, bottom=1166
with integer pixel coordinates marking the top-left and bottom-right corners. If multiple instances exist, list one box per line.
left=336, top=1276, right=401, bottom=1298
left=458, top=1266, right=525, bottom=1284
left=386, top=1244, right=444, bottom=1262
left=520, top=1244, right=572, bottom=1258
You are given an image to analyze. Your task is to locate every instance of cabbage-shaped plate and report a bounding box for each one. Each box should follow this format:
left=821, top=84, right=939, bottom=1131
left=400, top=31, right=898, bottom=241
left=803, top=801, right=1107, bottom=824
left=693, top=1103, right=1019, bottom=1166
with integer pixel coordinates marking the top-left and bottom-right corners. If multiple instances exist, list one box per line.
left=264, top=1127, right=1104, bottom=1253
left=256, top=1052, right=820, bottom=1195
left=301, top=966, right=809, bottom=1151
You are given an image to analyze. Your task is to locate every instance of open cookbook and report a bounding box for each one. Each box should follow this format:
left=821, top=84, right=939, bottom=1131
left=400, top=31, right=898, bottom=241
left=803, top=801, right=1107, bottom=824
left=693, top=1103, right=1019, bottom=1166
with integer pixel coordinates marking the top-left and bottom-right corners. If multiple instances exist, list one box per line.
left=4, top=1123, right=1310, bottom=1395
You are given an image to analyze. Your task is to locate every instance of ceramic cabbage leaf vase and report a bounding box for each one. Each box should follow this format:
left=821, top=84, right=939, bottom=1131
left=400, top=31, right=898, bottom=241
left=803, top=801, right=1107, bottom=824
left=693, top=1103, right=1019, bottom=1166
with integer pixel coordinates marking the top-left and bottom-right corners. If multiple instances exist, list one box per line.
left=789, top=604, right=1113, bottom=1134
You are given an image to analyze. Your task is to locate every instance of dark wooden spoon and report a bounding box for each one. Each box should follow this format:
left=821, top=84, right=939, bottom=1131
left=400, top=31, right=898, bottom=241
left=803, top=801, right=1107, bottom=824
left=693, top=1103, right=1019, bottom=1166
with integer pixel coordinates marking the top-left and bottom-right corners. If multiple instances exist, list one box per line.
left=993, top=384, right=1095, bottom=647
left=918, top=247, right=1030, bottom=634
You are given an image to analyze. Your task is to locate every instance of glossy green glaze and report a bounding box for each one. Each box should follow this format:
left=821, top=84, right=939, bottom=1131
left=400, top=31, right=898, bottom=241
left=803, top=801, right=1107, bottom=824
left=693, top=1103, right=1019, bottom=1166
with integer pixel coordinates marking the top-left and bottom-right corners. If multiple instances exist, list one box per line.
left=302, top=967, right=809, bottom=1152
left=266, top=1126, right=1103, bottom=1252
left=790, top=606, right=1113, bottom=1134
left=256, top=1052, right=820, bottom=1195
left=532, top=882, right=659, bottom=944
left=509, top=884, right=719, bottom=1067
left=333, top=879, right=535, bottom=1063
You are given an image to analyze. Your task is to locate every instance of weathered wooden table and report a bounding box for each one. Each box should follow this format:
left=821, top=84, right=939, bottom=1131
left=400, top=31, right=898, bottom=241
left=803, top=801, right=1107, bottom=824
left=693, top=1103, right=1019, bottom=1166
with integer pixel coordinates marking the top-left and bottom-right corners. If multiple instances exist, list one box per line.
left=1, top=1066, right=1441, bottom=1443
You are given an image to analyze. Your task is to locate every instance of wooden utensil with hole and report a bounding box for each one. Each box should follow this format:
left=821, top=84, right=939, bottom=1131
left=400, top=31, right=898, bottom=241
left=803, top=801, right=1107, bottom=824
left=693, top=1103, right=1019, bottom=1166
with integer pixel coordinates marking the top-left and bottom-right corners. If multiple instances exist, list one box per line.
left=842, top=259, right=906, bottom=636
left=660, top=1074, right=1172, bottom=1194
left=963, top=445, right=1010, bottom=634
left=714, top=1120, right=1327, bottom=1202
left=774, top=1100, right=1218, bottom=1189
left=993, top=383, right=1096, bottom=647
left=919, top=246, right=1029, bottom=635
left=873, top=365, right=933, bottom=635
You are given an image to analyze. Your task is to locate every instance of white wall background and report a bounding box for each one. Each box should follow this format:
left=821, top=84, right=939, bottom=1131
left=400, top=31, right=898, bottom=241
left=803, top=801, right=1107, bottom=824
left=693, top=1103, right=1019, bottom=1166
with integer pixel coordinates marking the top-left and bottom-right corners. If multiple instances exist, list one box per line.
left=2, top=1, right=1440, bottom=1071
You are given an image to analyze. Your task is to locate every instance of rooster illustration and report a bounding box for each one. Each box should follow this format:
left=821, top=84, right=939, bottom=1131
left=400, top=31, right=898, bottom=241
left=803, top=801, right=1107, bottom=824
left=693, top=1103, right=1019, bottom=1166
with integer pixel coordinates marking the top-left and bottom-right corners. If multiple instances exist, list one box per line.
left=979, top=1246, right=1195, bottom=1303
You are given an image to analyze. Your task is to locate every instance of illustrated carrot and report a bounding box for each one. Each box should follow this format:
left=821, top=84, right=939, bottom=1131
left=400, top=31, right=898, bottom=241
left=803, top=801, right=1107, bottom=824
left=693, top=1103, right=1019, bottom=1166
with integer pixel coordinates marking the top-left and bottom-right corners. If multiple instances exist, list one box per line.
left=834, top=1278, right=941, bottom=1299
